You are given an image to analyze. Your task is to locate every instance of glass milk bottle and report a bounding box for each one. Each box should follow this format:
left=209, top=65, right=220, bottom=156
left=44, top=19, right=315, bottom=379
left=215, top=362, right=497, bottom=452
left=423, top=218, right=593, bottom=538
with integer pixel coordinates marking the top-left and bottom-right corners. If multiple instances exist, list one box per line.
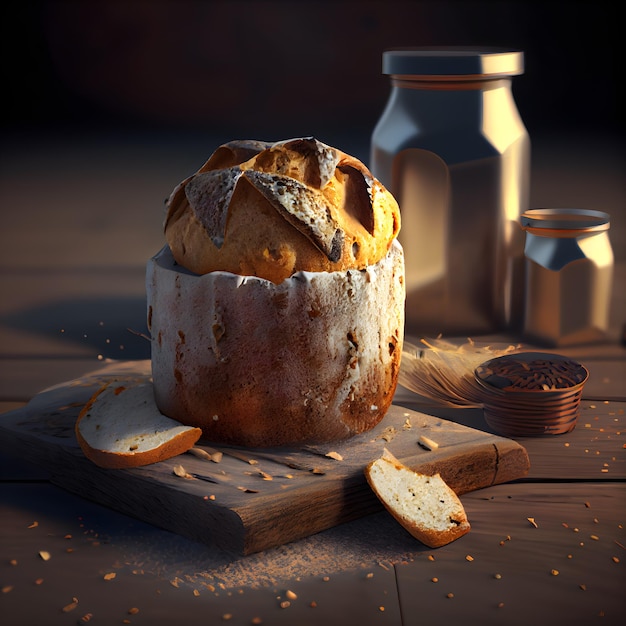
left=371, top=48, right=530, bottom=336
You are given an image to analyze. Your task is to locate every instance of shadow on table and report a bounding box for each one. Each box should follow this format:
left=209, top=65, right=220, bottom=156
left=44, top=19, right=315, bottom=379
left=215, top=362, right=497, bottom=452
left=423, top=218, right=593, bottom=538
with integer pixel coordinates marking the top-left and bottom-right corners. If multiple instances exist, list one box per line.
left=0, top=296, right=151, bottom=360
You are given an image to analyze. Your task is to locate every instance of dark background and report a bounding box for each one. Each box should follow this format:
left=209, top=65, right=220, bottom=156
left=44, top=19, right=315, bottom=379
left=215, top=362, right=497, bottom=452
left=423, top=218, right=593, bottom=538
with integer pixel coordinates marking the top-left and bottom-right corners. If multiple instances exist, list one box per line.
left=3, top=0, right=623, bottom=146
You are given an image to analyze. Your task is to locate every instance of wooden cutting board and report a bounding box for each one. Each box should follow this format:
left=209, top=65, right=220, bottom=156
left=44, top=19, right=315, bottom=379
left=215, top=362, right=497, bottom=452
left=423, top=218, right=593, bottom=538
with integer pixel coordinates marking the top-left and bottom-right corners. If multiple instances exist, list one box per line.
left=0, top=360, right=529, bottom=555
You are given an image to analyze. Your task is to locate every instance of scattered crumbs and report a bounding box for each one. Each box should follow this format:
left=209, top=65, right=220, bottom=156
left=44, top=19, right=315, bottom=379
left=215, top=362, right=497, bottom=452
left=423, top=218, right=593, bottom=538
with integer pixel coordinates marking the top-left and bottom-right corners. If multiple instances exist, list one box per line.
left=494, top=573, right=502, bottom=580
left=551, top=569, right=559, bottom=576
left=402, top=418, right=412, bottom=429
left=379, top=606, right=385, bottom=612
left=325, top=451, right=343, bottom=461
left=564, top=442, right=570, bottom=447
left=465, top=555, right=474, bottom=562
left=446, top=593, right=454, bottom=599
left=378, top=426, right=397, bottom=442
left=280, top=601, right=291, bottom=609
left=39, top=551, right=51, bottom=561
left=612, top=557, right=620, bottom=563
left=428, top=555, right=435, bottom=561
left=62, top=597, right=79, bottom=613
left=365, top=572, right=374, bottom=579
left=285, top=590, right=297, bottom=600
left=221, top=613, right=232, bottom=621
left=127, top=607, right=140, bottom=615
left=322, top=576, right=330, bottom=582
left=251, top=617, right=262, bottom=624
left=173, top=464, right=194, bottom=480
left=584, top=501, right=591, bottom=508
left=35, top=578, right=44, bottom=585
left=527, top=517, right=538, bottom=528
left=580, top=584, right=587, bottom=591
left=9, top=559, right=17, bottom=566
left=309, top=601, right=318, bottom=608
left=2, top=586, right=14, bottom=594
left=188, top=447, right=223, bottom=463
left=590, top=535, right=599, bottom=541
left=103, top=572, right=116, bottom=581
left=27, top=521, right=39, bottom=529
left=497, top=602, right=505, bottom=609
left=431, top=577, right=439, bottom=583
left=418, top=435, right=439, bottom=451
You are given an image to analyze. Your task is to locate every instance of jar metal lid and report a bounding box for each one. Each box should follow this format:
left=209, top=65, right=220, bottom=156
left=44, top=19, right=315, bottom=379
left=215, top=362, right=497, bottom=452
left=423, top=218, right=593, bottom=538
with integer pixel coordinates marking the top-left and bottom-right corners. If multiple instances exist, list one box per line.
left=382, top=47, right=524, bottom=78
left=520, top=208, right=611, bottom=237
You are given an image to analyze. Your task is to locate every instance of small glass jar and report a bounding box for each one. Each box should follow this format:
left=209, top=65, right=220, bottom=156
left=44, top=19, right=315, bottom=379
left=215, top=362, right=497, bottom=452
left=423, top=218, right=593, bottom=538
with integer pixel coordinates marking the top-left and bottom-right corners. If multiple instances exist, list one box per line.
left=521, top=208, right=613, bottom=346
left=370, top=47, right=530, bottom=336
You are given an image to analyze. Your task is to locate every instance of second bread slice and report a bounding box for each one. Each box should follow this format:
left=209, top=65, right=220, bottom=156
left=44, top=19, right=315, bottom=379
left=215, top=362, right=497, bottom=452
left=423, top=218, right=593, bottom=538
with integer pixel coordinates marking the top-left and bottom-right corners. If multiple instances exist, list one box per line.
left=365, top=449, right=470, bottom=548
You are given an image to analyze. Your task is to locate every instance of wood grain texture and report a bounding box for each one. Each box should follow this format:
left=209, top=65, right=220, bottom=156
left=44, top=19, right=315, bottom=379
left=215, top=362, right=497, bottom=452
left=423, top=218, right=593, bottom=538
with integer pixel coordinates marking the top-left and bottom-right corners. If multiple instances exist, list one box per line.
left=0, top=361, right=529, bottom=554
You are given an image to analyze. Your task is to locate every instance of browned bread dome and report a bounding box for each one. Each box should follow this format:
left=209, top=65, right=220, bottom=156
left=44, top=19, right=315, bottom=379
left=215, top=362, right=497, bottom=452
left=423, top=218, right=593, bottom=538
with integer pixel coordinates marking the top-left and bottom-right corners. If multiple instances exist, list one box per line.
left=164, top=137, right=400, bottom=282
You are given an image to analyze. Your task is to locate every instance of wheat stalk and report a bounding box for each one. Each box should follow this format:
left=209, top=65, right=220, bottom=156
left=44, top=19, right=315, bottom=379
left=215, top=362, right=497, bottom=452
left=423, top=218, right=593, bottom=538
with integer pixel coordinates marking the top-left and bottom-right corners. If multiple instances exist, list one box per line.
left=399, top=337, right=520, bottom=407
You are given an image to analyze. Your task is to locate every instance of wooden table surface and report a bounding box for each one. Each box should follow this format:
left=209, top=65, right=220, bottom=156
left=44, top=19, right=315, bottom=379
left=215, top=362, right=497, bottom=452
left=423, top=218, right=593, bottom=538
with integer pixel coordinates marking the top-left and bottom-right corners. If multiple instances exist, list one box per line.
left=1, top=131, right=624, bottom=625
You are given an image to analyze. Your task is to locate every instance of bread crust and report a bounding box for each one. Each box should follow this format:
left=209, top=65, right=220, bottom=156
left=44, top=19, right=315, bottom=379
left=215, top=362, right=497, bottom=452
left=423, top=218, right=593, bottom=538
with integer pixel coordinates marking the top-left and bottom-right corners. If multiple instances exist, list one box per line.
left=147, top=241, right=405, bottom=447
left=164, top=138, right=400, bottom=283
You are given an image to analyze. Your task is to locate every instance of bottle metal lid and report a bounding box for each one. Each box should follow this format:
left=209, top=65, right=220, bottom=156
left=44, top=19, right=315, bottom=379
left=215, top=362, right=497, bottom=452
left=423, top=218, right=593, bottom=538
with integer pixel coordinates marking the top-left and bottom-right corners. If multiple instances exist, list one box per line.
left=383, top=47, right=524, bottom=78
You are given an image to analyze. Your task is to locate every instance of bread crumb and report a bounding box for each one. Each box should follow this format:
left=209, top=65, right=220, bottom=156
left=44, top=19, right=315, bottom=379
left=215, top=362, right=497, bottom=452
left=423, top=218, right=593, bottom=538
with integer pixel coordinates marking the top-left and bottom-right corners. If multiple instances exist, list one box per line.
left=62, top=597, right=79, bottom=613
left=325, top=451, right=343, bottom=460
left=418, top=435, right=439, bottom=451
left=173, top=464, right=194, bottom=479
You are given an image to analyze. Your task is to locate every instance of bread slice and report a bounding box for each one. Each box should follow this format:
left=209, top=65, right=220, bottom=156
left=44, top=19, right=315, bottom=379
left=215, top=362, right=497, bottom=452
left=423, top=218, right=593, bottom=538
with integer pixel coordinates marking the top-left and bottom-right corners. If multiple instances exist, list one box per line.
left=365, top=449, right=470, bottom=548
left=75, top=380, right=202, bottom=469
